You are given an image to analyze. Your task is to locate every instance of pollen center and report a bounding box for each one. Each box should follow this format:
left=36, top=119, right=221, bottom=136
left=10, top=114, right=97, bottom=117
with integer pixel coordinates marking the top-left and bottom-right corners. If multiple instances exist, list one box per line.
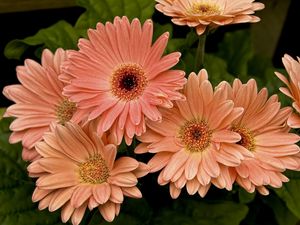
left=56, top=99, right=76, bottom=125
left=232, top=125, right=256, bottom=151
left=79, top=155, right=109, bottom=184
left=190, top=3, right=221, bottom=16
left=179, top=120, right=212, bottom=152
left=111, top=63, right=148, bottom=101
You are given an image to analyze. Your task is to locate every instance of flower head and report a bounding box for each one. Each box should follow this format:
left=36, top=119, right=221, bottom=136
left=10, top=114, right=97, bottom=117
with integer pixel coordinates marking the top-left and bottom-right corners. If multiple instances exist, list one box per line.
left=28, top=122, right=149, bottom=224
left=62, top=16, right=186, bottom=145
left=2, top=48, right=83, bottom=161
left=275, top=54, right=300, bottom=128
left=218, top=79, right=300, bottom=195
left=156, top=0, right=265, bottom=35
left=135, top=69, right=252, bottom=198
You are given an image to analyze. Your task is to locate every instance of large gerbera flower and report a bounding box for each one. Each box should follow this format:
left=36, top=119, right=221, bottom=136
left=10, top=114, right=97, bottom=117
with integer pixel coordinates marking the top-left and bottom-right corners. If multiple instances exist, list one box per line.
left=275, top=54, right=300, bottom=128
left=156, top=0, right=265, bottom=35
left=135, top=70, right=253, bottom=198
left=27, top=122, right=149, bottom=224
left=62, top=16, right=186, bottom=145
left=218, top=79, right=300, bottom=195
left=2, top=48, right=83, bottom=161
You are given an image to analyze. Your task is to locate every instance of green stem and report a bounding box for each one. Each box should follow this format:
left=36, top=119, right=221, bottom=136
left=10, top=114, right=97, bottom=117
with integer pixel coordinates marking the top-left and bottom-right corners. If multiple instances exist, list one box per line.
left=194, top=33, right=207, bottom=71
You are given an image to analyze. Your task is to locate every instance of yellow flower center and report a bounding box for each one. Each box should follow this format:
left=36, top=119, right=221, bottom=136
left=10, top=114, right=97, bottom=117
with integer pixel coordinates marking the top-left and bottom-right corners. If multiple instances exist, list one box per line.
left=56, top=99, right=77, bottom=125
left=190, top=2, right=221, bottom=16
left=232, top=125, right=256, bottom=151
left=79, top=155, right=109, bottom=184
left=179, top=120, right=212, bottom=152
left=111, top=63, right=148, bottom=101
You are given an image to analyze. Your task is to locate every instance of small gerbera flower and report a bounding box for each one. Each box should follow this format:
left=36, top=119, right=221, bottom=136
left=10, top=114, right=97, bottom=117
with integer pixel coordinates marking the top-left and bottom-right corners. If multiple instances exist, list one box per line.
left=275, top=54, right=300, bottom=128
left=218, top=79, right=300, bottom=195
left=155, top=0, right=265, bottom=35
left=27, top=122, right=149, bottom=224
left=2, top=48, right=83, bottom=161
left=135, top=69, right=253, bottom=198
left=62, top=16, right=186, bottom=146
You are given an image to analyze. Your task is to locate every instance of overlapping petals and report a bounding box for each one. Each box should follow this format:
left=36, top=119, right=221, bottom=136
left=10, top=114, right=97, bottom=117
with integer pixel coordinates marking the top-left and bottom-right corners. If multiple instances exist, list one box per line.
left=135, top=69, right=252, bottom=198
left=276, top=54, right=300, bottom=128
left=62, top=16, right=186, bottom=145
left=2, top=49, right=83, bottom=161
left=217, top=79, right=300, bottom=195
left=156, top=0, right=264, bottom=35
left=28, top=122, right=149, bottom=224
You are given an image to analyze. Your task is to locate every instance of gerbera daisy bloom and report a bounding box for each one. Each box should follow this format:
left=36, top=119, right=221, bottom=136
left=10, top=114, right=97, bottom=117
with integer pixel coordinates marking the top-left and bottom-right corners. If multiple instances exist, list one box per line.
left=155, top=0, right=265, bottom=35
left=2, top=48, right=84, bottom=161
left=135, top=69, right=253, bottom=198
left=275, top=54, right=300, bottom=128
left=62, top=16, right=186, bottom=145
left=27, top=122, right=149, bottom=224
left=217, top=79, right=300, bottom=195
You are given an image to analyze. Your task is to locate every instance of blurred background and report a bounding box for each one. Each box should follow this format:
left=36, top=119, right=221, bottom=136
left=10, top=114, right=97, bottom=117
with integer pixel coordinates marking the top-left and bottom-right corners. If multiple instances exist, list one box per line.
left=0, top=0, right=299, bottom=107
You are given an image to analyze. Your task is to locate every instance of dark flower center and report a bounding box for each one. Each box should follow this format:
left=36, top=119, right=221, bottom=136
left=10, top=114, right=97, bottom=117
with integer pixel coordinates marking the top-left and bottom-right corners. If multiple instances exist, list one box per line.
left=232, top=125, right=256, bottom=151
left=179, top=120, right=212, bottom=153
left=111, top=63, right=148, bottom=101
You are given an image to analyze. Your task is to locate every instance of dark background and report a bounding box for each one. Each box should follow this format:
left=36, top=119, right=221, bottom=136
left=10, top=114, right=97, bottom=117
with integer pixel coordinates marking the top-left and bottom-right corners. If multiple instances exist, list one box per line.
left=0, top=0, right=299, bottom=107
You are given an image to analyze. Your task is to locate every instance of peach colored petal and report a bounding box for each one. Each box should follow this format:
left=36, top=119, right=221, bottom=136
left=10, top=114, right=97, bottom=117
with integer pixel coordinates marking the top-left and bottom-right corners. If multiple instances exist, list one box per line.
left=184, top=154, right=201, bottom=180
left=110, top=185, right=124, bottom=203
left=99, top=201, right=116, bottom=222
left=147, top=152, right=173, bottom=172
left=198, top=184, right=211, bottom=198
left=121, top=186, right=142, bottom=198
left=38, top=194, right=52, bottom=210
left=109, top=172, right=138, bottom=187
left=32, top=188, right=52, bottom=202
left=186, top=178, right=200, bottom=195
left=70, top=185, right=92, bottom=208
left=212, top=130, right=241, bottom=143
left=139, top=70, right=246, bottom=197
left=110, top=157, right=139, bottom=175
left=93, top=183, right=111, bottom=204
left=170, top=182, right=181, bottom=199
left=63, top=16, right=185, bottom=144
left=133, top=162, right=150, bottom=178
left=37, top=172, right=77, bottom=189
left=162, top=149, right=189, bottom=181
left=71, top=203, right=87, bottom=225
left=88, top=196, right=98, bottom=210
left=49, top=187, right=75, bottom=212
left=255, top=132, right=300, bottom=146
left=288, top=113, right=300, bottom=128
left=61, top=202, right=75, bottom=223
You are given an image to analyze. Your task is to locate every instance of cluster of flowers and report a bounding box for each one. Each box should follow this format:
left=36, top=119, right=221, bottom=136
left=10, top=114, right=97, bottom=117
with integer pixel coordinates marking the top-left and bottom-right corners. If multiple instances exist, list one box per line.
left=2, top=0, right=300, bottom=224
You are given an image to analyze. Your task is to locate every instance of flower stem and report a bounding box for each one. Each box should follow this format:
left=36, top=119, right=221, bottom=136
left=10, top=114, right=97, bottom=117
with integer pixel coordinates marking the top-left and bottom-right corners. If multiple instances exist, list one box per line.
left=194, top=33, right=207, bottom=71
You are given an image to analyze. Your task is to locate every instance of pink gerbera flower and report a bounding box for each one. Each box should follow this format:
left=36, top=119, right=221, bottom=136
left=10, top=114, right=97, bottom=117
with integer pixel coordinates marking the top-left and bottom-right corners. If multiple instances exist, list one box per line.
left=275, top=54, right=300, bottom=128
left=156, top=0, right=265, bottom=35
left=2, top=48, right=83, bottom=161
left=218, top=79, right=300, bottom=195
left=135, top=69, right=253, bottom=198
left=62, top=16, right=186, bottom=145
left=27, top=122, right=149, bottom=224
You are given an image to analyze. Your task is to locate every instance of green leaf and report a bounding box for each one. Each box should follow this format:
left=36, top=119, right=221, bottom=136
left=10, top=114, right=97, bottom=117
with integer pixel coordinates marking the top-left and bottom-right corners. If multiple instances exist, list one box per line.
left=0, top=118, right=66, bottom=225
left=239, top=188, right=256, bottom=204
left=0, top=108, right=6, bottom=120
left=4, top=20, right=79, bottom=60
left=75, top=0, right=155, bottom=35
left=204, top=54, right=234, bottom=85
left=154, top=200, right=248, bottom=225
left=153, top=23, right=173, bottom=42
left=217, top=29, right=254, bottom=80
left=263, top=194, right=299, bottom=225
left=275, top=179, right=300, bottom=219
